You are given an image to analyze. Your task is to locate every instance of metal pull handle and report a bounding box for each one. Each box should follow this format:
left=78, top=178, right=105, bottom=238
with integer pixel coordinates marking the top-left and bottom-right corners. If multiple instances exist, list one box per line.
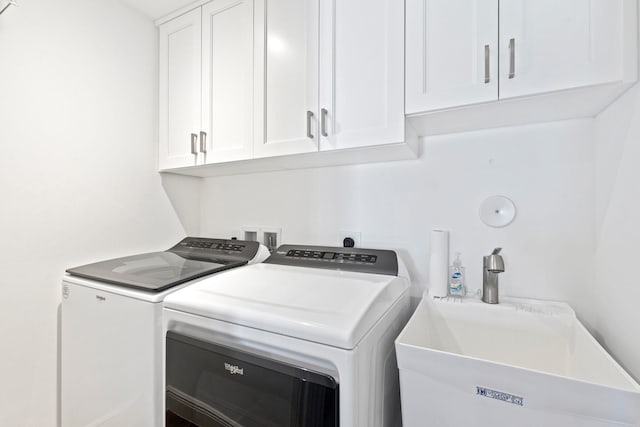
left=508, top=38, right=515, bottom=79
left=190, top=133, right=198, bottom=155
left=320, top=108, right=328, bottom=137
left=200, top=131, right=207, bottom=153
left=484, top=44, right=490, bottom=84
left=306, top=110, right=314, bottom=139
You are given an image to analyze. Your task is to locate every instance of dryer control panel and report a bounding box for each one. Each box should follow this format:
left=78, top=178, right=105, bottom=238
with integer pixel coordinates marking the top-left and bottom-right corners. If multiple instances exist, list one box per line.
left=265, top=244, right=398, bottom=276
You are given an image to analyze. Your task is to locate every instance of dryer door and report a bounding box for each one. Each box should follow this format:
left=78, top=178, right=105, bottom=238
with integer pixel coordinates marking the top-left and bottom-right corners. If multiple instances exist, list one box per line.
left=166, top=332, right=339, bottom=427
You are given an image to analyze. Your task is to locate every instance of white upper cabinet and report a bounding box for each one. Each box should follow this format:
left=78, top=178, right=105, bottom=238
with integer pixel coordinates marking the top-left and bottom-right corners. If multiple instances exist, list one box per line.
left=253, top=0, right=319, bottom=158
left=157, top=0, right=417, bottom=175
left=406, top=0, right=498, bottom=114
left=158, top=8, right=201, bottom=169
left=499, top=0, right=629, bottom=99
left=406, top=0, right=638, bottom=122
left=201, top=0, right=254, bottom=163
left=159, top=0, right=254, bottom=169
left=254, top=0, right=406, bottom=157
left=318, top=0, right=405, bottom=150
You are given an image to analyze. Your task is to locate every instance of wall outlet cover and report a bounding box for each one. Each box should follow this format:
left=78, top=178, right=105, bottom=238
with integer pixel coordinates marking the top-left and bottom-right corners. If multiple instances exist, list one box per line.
left=262, top=227, right=282, bottom=252
left=241, top=226, right=282, bottom=251
left=241, top=227, right=259, bottom=242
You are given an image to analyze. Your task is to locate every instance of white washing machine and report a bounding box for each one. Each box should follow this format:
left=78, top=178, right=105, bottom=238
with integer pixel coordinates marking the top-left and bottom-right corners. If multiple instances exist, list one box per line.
left=162, top=244, right=412, bottom=427
left=61, top=237, right=269, bottom=427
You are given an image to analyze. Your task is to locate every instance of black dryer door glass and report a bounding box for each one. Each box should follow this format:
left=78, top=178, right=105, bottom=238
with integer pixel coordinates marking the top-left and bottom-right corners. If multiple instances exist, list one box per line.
left=166, top=332, right=338, bottom=427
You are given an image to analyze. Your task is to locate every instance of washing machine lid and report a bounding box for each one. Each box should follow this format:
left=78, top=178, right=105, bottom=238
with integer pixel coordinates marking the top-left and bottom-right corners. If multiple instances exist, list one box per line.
left=163, top=262, right=409, bottom=350
left=65, top=237, right=263, bottom=293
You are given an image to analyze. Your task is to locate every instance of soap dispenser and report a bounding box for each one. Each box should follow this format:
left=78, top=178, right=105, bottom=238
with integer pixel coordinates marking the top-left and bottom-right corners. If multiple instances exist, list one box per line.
left=449, top=253, right=466, bottom=297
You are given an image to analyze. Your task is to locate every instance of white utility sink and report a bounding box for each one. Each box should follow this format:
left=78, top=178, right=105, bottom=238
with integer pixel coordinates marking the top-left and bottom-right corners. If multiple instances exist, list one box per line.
left=396, top=297, right=640, bottom=427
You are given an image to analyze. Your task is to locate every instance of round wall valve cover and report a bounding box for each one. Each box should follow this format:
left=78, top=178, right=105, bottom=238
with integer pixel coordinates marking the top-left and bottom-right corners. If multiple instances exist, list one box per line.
left=479, top=195, right=516, bottom=228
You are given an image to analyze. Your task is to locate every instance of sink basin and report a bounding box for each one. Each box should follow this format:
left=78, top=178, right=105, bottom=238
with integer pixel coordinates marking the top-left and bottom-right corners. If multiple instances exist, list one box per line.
left=395, top=297, right=640, bottom=427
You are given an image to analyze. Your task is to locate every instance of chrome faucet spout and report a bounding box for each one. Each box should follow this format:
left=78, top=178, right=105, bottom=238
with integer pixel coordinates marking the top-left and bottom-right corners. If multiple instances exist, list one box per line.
left=482, top=248, right=505, bottom=304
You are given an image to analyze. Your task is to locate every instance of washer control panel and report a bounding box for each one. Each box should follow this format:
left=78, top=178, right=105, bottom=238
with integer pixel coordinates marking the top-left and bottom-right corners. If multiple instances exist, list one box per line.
left=180, top=240, right=246, bottom=253
left=265, top=245, right=398, bottom=276
left=169, top=237, right=259, bottom=262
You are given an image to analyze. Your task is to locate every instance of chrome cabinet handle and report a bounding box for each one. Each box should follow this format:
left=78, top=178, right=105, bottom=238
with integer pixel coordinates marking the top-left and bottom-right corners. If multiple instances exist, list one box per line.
left=190, top=133, right=198, bottom=155
left=306, top=110, right=314, bottom=139
left=200, top=131, right=207, bottom=153
left=321, top=108, right=328, bottom=137
left=484, top=44, right=490, bottom=84
left=508, top=38, right=515, bottom=79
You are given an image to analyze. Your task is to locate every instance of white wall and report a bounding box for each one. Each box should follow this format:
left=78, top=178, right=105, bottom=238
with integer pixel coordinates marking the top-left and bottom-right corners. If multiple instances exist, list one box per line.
left=0, top=1, right=197, bottom=425
left=594, top=84, right=640, bottom=381
left=200, top=119, right=597, bottom=324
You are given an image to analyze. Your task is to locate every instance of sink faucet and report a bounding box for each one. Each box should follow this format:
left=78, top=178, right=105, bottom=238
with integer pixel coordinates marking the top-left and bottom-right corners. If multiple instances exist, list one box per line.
left=482, top=248, right=505, bottom=304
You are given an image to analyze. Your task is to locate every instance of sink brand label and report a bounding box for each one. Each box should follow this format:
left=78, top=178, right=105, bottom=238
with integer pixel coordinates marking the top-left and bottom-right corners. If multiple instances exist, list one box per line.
left=476, top=386, right=523, bottom=406
left=224, top=363, right=244, bottom=376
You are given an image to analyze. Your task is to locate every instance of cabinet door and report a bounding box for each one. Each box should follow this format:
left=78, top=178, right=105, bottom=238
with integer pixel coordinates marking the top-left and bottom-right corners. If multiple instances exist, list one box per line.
left=405, top=0, right=498, bottom=114
left=201, top=0, right=254, bottom=164
left=500, top=0, right=627, bottom=99
left=159, top=8, right=202, bottom=169
left=253, top=0, right=319, bottom=158
left=319, top=0, right=405, bottom=151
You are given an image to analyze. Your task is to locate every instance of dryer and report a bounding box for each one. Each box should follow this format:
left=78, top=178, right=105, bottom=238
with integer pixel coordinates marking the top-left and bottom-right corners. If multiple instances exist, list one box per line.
left=61, top=237, right=269, bottom=427
left=162, top=244, right=412, bottom=427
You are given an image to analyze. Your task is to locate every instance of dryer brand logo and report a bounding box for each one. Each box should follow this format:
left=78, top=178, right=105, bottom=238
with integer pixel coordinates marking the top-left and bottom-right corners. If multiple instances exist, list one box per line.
left=224, top=363, right=244, bottom=375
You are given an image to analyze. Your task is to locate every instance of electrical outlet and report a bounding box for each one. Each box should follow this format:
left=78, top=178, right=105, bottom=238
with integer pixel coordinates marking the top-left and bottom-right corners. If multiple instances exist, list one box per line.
left=241, top=227, right=259, bottom=242
left=339, top=230, right=361, bottom=248
left=262, top=227, right=282, bottom=252
left=241, top=226, right=282, bottom=251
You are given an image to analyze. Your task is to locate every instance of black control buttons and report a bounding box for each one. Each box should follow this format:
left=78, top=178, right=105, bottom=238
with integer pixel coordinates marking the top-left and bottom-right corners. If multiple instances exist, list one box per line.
left=286, top=250, right=377, bottom=264
left=185, top=241, right=245, bottom=252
